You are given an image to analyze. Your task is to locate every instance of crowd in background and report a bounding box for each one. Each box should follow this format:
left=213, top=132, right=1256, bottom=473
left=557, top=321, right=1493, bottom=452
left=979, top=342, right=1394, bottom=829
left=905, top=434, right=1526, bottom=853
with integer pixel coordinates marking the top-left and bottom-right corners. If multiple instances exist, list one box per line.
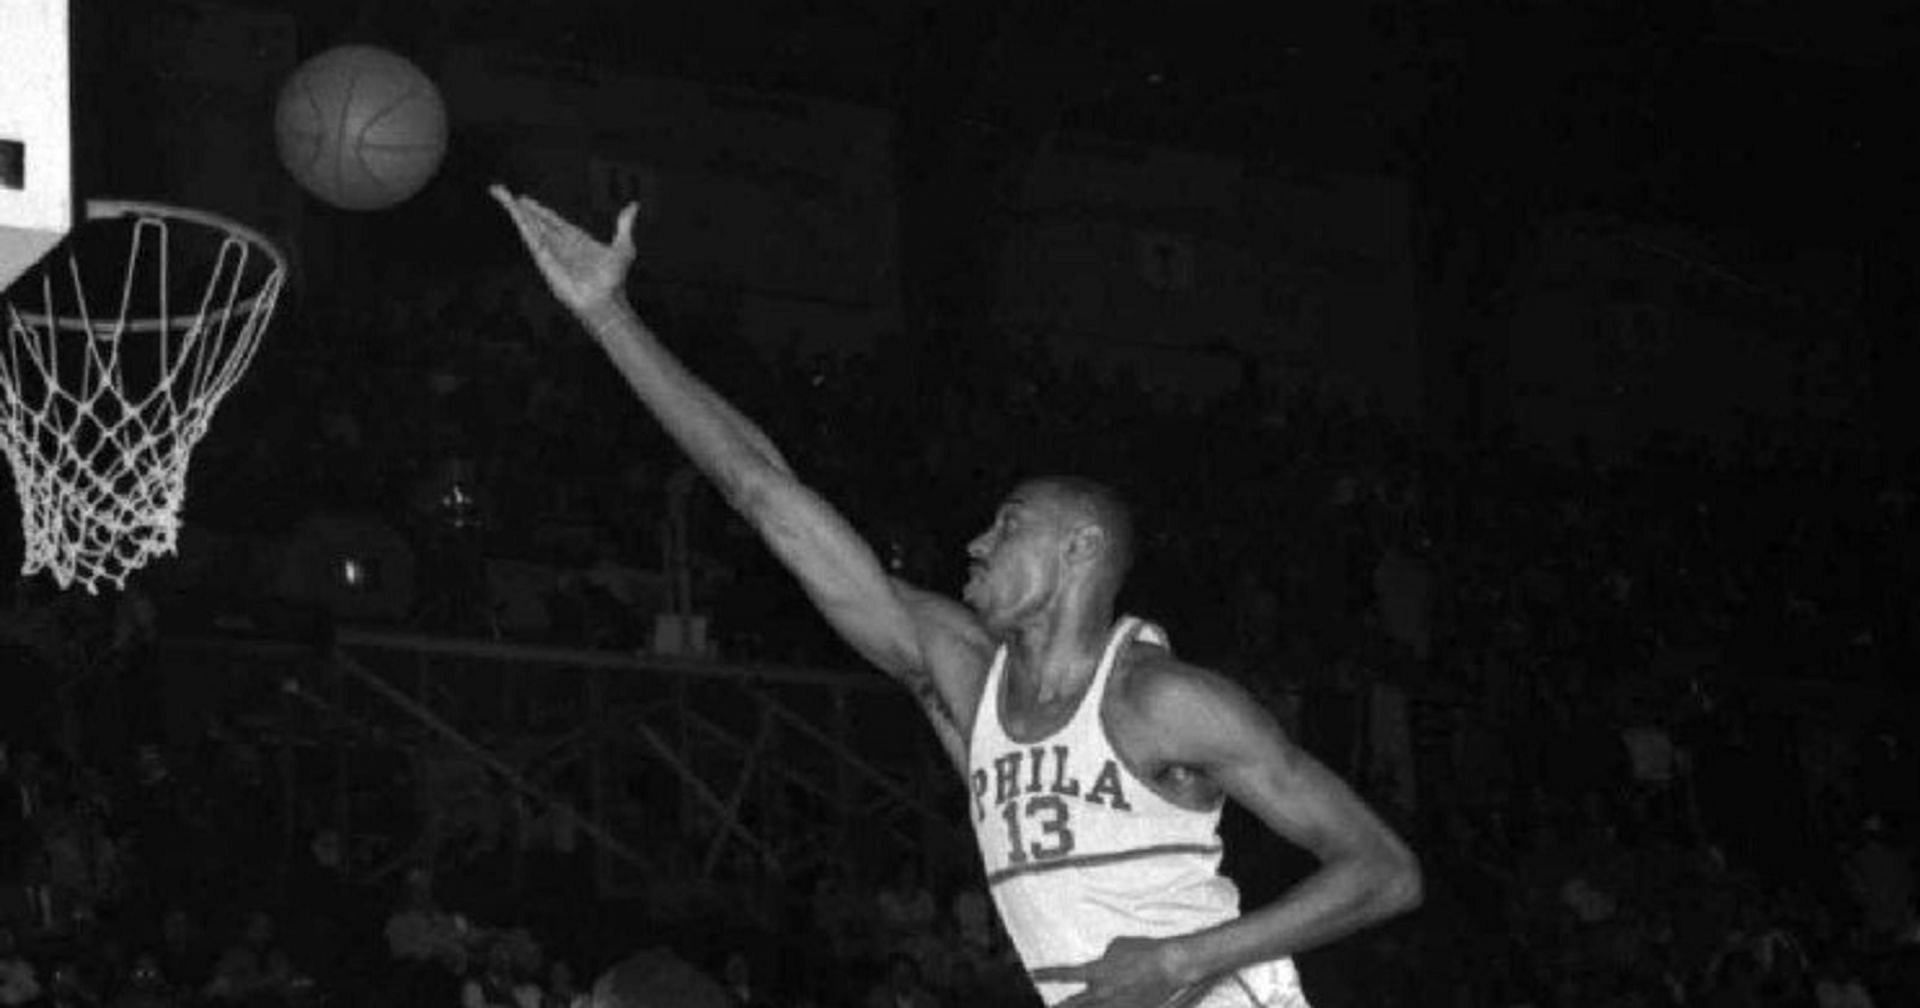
left=1, top=270, right=1917, bottom=1007
left=0, top=726, right=1047, bottom=1008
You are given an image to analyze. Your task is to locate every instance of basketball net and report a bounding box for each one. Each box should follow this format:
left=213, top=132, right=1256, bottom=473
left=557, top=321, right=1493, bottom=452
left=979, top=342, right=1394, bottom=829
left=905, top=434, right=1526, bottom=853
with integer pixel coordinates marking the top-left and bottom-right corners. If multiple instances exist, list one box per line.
left=0, top=201, right=286, bottom=594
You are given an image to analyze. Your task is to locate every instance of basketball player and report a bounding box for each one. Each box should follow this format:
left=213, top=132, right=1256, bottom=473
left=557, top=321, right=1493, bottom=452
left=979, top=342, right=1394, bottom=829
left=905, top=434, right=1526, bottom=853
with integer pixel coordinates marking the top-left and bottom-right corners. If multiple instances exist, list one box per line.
left=492, top=188, right=1422, bottom=1008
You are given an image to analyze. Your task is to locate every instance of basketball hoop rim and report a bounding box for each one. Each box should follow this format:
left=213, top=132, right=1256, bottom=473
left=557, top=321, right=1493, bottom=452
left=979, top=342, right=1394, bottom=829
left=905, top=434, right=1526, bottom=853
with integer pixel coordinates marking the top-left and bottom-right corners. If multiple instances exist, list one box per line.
left=5, top=198, right=288, bottom=337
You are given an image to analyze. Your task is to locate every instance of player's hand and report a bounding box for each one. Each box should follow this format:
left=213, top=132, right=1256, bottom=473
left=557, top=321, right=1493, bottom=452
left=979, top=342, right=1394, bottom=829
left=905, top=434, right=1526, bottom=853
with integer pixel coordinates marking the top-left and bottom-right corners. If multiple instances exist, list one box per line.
left=1051, top=936, right=1206, bottom=1008
left=490, top=184, right=637, bottom=317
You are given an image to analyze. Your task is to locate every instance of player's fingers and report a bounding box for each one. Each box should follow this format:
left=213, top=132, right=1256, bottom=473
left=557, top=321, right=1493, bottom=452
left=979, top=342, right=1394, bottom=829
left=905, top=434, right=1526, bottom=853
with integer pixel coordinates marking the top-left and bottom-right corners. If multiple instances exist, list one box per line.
left=523, top=209, right=590, bottom=266
left=491, top=188, right=551, bottom=237
left=614, top=203, right=639, bottom=249
left=489, top=191, right=551, bottom=248
left=511, top=198, right=560, bottom=238
left=1156, top=982, right=1213, bottom=1008
left=486, top=185, right=524, bottom=226
left=493, top=198, right=543, bottom=252
left=1033, top=965, right=1090, bottom=985
left=520, top=199, right=582, bottom=241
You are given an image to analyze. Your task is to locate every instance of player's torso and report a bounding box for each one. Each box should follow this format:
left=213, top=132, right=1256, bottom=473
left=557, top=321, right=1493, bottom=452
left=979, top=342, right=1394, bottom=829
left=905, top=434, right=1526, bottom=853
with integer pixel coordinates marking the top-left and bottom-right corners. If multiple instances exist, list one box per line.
left=965, top=619, right=1217, bottom=807
left=965, top=617, right=1243, bottom=1001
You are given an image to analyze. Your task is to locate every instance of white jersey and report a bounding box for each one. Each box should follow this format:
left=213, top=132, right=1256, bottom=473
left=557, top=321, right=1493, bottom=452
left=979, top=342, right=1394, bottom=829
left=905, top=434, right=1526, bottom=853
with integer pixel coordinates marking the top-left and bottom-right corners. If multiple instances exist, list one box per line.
left=966, top=616, right=1310, bottom=1008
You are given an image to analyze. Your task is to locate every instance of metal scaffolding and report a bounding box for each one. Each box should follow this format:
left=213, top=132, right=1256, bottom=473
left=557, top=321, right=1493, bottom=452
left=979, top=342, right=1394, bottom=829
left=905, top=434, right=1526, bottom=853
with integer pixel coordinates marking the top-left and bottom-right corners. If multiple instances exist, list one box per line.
left=158, top=628, right=968, bottom=904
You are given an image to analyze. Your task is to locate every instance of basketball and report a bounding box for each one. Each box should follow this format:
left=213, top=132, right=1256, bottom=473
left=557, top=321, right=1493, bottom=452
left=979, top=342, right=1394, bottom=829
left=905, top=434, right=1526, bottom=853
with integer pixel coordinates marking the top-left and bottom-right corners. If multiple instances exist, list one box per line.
left=274, top=45, right=448, bottom=211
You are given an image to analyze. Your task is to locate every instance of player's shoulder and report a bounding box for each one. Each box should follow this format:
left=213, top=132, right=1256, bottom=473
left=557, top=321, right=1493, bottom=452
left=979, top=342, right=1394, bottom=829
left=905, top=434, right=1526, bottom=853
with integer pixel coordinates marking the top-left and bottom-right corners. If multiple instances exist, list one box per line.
left=1113, top=641, right=1263, bottom=726
left=889, top=578, right=996, bottom=666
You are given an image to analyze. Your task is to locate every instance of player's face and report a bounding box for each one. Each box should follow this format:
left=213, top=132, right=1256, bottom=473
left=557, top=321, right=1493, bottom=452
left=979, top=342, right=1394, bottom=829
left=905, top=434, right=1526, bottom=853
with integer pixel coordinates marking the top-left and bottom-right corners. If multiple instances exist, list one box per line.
left=963, top=487, right=1068, bottom=628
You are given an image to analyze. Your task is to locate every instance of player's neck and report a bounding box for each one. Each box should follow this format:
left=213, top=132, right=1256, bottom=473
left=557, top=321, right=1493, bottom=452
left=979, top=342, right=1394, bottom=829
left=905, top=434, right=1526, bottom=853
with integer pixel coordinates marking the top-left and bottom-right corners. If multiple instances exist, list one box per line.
left=1007, top=606, right=1115, bottom=705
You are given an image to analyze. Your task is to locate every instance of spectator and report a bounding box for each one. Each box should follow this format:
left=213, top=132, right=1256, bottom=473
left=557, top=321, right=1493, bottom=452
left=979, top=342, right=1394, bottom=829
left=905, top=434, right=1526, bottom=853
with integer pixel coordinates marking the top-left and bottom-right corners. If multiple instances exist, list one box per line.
left=38, top=795, right=117, bottom=929
left=45, top=960, right=101, bottom=1008
left=0, top=927, right=41, bottom=1007
left=122, top=746, right=192, bottom=914
left=155, top=909, right=213, bottom=997
left=716, top=950, right=772, bottom=1008
left=461, top=937, right=541, bottom=1008
left=863, top=953, right=940, bottom=1008
left=1814, top=958, right=1878, bottom=1008
left=0, top=747, right=31, bottom=906
left=108, top=953, right=174, bottom=1008
left=544, top=961, right=585, bottom=1008
left=808, top=865, right=866, bottom=964
left=203, top=911, right=295, bottom=1004
left=385, top=869, right=469, bottom=1008
left=947, top=881, right=995, bottom=963
left=873, top=861, right=935, bottom=962
left=1843, top=817, right=1915, bottom=948
left=283, top=828, right=362, bottom=990
left=940, top=957, right=988, bottom=1008
left=1702, top=943, right=1770, bottom=1008
left=384, top=869, right=468, bottom=972
left=585, top=948, right=730, bottom=1008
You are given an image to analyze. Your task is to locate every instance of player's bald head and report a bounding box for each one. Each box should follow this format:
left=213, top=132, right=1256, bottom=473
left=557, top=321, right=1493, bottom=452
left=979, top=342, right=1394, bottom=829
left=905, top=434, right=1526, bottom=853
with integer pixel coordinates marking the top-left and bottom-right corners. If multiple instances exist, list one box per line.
left=1017, top=475, right=1135, bottom=596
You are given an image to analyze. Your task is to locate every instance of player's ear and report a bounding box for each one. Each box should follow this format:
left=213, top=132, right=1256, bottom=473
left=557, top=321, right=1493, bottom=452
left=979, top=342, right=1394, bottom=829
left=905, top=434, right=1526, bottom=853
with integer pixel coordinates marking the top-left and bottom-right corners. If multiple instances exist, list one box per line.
left=1063, top=524, right=1107, bottom=568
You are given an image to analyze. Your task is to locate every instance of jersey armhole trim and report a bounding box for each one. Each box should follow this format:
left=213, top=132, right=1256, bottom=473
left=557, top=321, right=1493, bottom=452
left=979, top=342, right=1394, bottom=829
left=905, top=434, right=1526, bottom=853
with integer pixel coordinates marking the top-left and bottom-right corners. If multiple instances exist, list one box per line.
left=1098, top=626, right=1228, bottom=814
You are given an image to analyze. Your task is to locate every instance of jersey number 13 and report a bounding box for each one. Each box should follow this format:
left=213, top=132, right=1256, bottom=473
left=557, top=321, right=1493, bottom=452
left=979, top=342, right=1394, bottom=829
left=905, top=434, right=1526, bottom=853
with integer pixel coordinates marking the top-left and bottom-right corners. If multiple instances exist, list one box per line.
left=1001, top=794, right=1075, bottom=864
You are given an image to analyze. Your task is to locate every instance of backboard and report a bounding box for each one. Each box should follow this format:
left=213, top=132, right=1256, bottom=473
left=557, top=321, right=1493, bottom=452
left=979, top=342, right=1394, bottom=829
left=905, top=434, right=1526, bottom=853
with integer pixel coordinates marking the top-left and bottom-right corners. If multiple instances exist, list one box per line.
left=0, top=0, right=74, bottom=292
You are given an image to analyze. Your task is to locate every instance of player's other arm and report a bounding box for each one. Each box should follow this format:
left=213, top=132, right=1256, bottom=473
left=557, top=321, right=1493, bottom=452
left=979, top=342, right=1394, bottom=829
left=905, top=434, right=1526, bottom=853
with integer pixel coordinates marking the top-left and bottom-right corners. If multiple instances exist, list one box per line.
left=491, top=189, right=988, bottom=765
left=1160, top=665, right=1420, bottom=984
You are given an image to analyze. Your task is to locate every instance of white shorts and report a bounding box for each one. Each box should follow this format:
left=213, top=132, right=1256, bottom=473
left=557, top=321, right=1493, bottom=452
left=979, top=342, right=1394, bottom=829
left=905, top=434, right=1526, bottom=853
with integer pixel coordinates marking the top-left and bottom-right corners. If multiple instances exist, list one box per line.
left=1033, top=957, right=1309, bottom=1008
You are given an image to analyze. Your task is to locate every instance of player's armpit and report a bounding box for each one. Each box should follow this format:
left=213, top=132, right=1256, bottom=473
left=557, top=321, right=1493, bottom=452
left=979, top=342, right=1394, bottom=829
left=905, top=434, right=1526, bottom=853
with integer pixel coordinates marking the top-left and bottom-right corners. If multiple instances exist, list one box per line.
left=1155, top=667, right=1418, bottom=885
left=737, top=478, right=993, bottom=744
left=907, top=677, right=968, bottom=774
left=893, top=580, right=996, bottom=770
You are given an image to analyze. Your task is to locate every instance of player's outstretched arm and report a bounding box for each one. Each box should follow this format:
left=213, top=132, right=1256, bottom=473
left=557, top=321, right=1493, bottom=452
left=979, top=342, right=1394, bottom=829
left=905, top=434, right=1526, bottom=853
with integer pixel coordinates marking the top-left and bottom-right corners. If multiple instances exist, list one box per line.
left=1055, top=661, right=1422, bottom=1008
left=491, top=187, right=989, bottom=768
